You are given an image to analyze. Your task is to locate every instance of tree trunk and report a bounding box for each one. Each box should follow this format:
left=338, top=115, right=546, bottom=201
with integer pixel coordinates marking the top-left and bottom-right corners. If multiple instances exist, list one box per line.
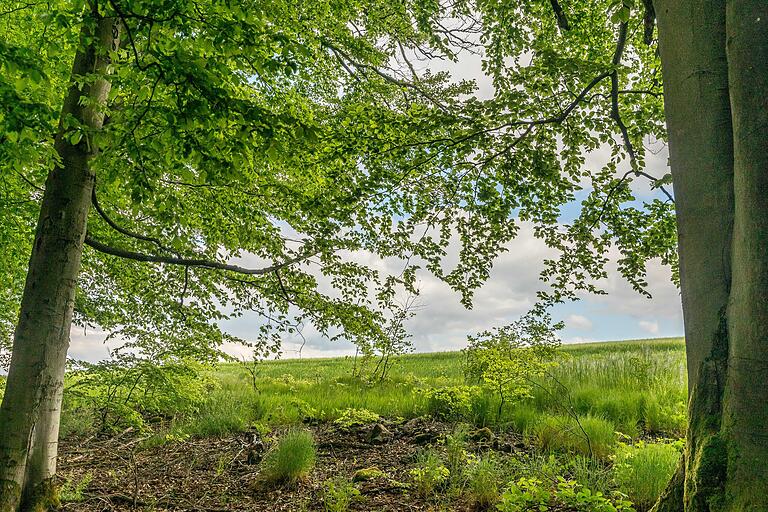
left=653, top=0, right=768, bottom=509
left=0, top=13, right=120, bottom=512
left=722, top=0, right=768, bottom=507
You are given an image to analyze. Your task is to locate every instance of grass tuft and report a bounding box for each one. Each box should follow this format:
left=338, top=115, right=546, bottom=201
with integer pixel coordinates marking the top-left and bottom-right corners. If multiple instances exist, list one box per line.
left=260, top=429, right=317, bottom=485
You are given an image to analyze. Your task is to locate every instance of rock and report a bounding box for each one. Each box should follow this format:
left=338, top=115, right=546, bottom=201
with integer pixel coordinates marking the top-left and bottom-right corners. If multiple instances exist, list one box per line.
left=499, top=442, right=515, bottom=453
left=246, top=448, right=262, bottom=464
left=352, top=467, right=387, bottom=482
left=469, top=427, right=495, bottom=442
left=369, top=423, right=393, bottom=445
left=412, top=432, right=436, bottom=445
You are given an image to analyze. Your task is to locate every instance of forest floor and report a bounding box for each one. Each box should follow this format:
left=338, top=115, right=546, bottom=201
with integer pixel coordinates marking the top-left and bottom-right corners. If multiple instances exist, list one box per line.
left=58, top=416, right=523, bottom=511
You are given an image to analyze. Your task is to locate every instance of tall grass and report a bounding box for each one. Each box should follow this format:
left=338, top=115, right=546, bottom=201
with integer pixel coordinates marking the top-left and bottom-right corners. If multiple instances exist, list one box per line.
left=613, top=441, right=682, bottom=511
left=59, top=338, right=687, bottom=447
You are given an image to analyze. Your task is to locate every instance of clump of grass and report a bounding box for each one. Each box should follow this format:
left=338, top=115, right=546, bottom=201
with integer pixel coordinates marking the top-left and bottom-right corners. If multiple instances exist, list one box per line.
left=59, top=472, right=92, bottom=503
left=508, top=403, right=540, bottom=435
left=409, top=449, right=450, bottom=498
left=444, top=424, right=470, bottom=480
left=533, top=414, right=616, bottom=459
left=261, top=429, right=317, bottom=485
left=466, top=456, right=501, bottom=509
left=613, top=441, right=682, bottom=510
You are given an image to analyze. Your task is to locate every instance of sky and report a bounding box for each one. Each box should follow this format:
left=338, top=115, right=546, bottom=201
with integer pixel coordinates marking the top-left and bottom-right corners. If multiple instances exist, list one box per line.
left=66, top=35, right=684, bottom=363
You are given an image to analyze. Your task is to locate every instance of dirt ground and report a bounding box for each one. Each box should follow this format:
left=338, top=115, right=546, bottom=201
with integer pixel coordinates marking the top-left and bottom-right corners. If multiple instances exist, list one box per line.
left=57, top=417, right=526, bottom=511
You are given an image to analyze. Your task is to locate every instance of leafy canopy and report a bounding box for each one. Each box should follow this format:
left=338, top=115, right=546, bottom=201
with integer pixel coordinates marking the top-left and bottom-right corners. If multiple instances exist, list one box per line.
left=1, top=0, right=677, bottom=361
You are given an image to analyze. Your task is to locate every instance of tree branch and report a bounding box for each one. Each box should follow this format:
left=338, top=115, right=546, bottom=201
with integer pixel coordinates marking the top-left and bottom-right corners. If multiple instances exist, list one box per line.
left=91, top=187, right=174, bottom=253
left=84, top=236, right=316, bottom=276
left=550, top=0, right=570, bottom=31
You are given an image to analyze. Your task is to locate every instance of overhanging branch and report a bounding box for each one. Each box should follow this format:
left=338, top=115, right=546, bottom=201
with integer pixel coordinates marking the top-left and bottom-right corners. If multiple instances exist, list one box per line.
left=84, top=236, right=316, bottom=275
left=91, top=188, right=173, bottom=253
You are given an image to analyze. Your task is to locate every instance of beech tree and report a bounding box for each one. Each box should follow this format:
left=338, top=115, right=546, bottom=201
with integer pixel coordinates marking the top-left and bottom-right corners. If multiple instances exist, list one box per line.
left=0, top=0, right=476, bottom=508
left=1, top=0, right=766, bottom=510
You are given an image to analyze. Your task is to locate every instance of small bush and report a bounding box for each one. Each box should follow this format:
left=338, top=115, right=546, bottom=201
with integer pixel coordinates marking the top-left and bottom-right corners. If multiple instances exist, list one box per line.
left=498, top=477, right=634, bottom=512
left=422, top=386, right=476, bottom=420
left=334, top=408, right=380, bottom=428
left=409, top=450, right=450, bottom=498
left=466, top=456, right=501, bottom=509
left=322, top=476, right=360, bottom=512
left=613, top=441, right=682, bottom=510
left=261, top=429, right=316, bottom=485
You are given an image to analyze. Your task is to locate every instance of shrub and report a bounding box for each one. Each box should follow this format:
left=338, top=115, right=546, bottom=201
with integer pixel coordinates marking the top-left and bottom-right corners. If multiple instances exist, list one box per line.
left=322, top=476, right=360, bottom=512
left=65, top=355, right=215, bottom=433
left=422, top=386, right=476, bottom=420
left=409, top=450, right=450, bottom=498
left=334, top=408, right=380, bottom=428
left=260, top=429, right=316, bottom=485
left=498, top=477, right=634, bottom=512
left=613, top=441, right=682, bottom=510
left=466, top=456, right=501, bottom=509
left=463, top=313, right=561, bottom=420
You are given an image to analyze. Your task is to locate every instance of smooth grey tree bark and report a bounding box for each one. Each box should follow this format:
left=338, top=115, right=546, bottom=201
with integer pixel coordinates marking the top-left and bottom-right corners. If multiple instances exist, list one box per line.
left=653, top=0, right=768, bottom=509
left=0, top=12, right=120, bottom=511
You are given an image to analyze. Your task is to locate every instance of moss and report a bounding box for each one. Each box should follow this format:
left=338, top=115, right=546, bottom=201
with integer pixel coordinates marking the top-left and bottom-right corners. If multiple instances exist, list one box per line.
left=352, top=467, right=387, bottom=482
left=23, top=478, right=60, bottom=512
left=0, top=480, right=22, bottom=512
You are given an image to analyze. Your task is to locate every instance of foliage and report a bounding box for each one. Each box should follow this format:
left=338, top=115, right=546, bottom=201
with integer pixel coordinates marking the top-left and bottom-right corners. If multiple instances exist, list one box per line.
left=260, top=429, right=317, bottom=485
left=612, top=440, right=682, bottom=510
left=65, top=353, right=215, bottom=433
left=59, top=473, right=92, bottom=503
left=409, top=450, right=450, bottom=498
left=1, top=0, right=681, bottom=400
left=497, top=477, right=635, bottom=512
left=422, top=386, right=478, bottom=421
left=333, top=408, right=381, bottom=429
left=322, top=476, right=360, bottom=512
left=464, top=313, right=561, bottom=420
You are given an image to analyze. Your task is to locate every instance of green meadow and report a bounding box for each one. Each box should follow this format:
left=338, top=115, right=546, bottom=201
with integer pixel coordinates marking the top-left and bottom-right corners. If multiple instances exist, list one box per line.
left=49, top=337, right=688, bottom=511
left=129, top=337, right=687, bottom=448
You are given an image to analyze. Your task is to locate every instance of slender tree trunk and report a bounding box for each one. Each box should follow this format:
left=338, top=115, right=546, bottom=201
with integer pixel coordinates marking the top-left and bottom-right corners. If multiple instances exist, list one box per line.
left=653, top=0, right=768, bottom=509
left=0, top=12, right=120, bottom=512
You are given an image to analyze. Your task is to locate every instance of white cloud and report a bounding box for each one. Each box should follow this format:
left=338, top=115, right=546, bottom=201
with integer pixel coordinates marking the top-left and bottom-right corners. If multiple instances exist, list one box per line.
left=638, top=320, right=660, bottom=334
left=567, top=314, right=593, bottom=330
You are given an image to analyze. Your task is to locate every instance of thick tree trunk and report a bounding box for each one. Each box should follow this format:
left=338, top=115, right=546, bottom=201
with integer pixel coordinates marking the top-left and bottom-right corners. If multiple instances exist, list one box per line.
left=0, top=13, right=120, bottom=512
left=722, top=0, right=768, bottom=507
left=653, top=0, right=734, bottom=510
left=653, top=0, right=768, bottom=510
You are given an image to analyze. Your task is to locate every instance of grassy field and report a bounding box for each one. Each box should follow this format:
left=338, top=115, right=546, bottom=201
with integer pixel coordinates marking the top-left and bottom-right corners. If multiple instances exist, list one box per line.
left=174, top=337, right=687, bottom=440
left=50, top=337, right=688, bottom=511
